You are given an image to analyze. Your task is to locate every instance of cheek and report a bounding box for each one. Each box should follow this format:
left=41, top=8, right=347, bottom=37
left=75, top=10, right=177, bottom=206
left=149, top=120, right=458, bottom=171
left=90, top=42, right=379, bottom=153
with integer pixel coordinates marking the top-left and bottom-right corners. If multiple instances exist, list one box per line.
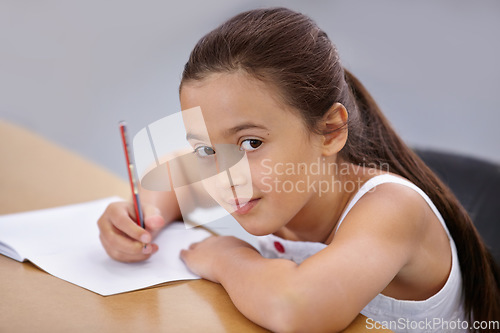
left=200, top=175, right=220, bottom=201
left=248, top=138, right=321, bottom=196
left=249, top=158, right=276, bottom=192
left=251, top=160, right=312, bottom=200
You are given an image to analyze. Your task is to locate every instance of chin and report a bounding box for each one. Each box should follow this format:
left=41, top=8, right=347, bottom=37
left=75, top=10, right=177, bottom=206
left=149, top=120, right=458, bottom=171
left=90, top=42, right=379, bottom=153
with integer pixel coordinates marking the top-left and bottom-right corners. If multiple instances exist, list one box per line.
left=235, top=217, right=277, bottom=237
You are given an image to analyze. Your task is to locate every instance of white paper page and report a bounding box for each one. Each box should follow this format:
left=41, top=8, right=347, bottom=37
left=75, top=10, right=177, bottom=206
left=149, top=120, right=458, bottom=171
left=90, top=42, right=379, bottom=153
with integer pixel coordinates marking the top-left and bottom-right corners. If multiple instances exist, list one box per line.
left=0, top=197, right=124, bottom=259
left=0, top=197, right=211, bottom=296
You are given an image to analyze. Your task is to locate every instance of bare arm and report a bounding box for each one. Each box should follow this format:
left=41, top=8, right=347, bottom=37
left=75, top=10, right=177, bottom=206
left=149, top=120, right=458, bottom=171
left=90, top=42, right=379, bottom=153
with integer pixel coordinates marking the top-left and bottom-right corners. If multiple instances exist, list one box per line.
left=181, top=184, right=426, bottom=332
left=138, top=185, right=182, bottom=224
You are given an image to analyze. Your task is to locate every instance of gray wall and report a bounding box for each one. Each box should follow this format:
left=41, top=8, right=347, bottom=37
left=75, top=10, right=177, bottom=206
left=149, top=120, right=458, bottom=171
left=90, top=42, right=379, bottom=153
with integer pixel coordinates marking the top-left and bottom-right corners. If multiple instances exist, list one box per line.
left=1, top=0, right=499, bottom=181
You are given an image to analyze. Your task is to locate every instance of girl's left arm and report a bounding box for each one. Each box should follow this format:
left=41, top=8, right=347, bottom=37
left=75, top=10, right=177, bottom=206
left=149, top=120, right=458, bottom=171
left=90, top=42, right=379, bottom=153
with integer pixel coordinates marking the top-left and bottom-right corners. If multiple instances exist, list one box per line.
left=181, top=236, right=302, bottom=329
left=180, top=184, right=425, bottom=332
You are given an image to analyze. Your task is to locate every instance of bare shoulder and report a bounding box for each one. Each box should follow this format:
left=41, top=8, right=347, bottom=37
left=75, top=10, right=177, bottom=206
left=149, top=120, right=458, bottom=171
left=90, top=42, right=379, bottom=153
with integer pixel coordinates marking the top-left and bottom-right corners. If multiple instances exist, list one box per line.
left=332, top=176, right=452, bottom=299
left=292, top=176, right=451, bottom=323
left=331, top=178, right=432, bottom=268
left=337, top=179, right=429, bottom=238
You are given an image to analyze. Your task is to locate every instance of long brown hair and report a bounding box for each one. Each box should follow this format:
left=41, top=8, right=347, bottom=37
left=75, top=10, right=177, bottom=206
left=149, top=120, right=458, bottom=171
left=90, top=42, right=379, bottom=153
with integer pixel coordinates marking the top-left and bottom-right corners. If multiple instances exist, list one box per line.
left=180, top=7, right=500, bottom=329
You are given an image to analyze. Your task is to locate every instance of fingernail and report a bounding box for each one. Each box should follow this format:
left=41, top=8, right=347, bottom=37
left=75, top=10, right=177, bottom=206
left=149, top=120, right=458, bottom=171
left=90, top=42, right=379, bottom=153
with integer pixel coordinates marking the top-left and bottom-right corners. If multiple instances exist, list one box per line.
left=141, top=234, right=151, bottom=243
left=142, top=244, right=152, bottom=254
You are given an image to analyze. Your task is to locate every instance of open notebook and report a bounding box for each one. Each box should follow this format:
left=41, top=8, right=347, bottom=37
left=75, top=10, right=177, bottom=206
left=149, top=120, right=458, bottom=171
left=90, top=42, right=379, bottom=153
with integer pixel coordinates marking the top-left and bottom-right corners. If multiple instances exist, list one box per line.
left=0, top=197, right=212, bottom=296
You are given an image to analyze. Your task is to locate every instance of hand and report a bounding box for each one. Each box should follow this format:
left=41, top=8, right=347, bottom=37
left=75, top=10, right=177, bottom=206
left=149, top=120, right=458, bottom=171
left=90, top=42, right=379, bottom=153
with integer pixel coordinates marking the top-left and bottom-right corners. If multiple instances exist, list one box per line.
left=97, top=201, right=167, bottom=262
left=180, top=235, right=257, bottom=283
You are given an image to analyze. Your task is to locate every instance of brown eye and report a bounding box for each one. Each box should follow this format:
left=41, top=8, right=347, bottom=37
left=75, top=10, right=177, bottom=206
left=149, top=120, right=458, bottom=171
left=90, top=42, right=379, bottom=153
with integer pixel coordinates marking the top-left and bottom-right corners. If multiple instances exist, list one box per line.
left=240, top=139, right=262, bottom=151
left=194, top=146, right=216, bottom=157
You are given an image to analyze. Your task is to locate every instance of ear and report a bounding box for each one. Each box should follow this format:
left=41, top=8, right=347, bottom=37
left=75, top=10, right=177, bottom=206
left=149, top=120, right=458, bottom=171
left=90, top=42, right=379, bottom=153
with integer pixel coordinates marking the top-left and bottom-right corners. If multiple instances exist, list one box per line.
left=321, top=103, right=348, bottom=156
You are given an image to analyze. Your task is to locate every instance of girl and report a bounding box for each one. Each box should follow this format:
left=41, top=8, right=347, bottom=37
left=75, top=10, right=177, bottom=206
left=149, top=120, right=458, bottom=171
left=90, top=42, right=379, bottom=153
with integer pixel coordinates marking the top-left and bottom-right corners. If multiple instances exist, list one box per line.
left=98, top=7, right=500, bottom=332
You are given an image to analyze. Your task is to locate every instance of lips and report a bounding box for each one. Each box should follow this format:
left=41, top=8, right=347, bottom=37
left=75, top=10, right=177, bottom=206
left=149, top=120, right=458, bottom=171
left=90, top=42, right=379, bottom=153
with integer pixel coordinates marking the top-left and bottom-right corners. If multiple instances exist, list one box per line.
left=224, top=197, right=251, bottom=206
left=225, top=198, right=260, bottom=215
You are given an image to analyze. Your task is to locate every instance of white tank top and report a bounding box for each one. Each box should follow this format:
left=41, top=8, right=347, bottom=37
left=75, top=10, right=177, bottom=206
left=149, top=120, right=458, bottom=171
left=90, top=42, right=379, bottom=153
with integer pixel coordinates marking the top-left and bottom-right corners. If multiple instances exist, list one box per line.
left=258, top=174, right=466, bottom=333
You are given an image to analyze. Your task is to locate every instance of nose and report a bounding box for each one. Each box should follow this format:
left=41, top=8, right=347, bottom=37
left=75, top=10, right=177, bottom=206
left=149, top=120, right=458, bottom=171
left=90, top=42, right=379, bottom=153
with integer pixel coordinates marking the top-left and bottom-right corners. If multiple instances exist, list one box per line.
left=214, top=165, right=253, bottom=208
left=215, top=167, right=248, bottom=190
left=212, top=143, right=251, bottom=190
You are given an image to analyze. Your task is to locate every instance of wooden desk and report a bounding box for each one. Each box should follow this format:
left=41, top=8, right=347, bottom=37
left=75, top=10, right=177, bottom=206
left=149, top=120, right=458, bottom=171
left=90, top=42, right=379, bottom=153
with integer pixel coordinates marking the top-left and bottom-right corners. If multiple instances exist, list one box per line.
left=0, top=120, right=391, bottom=332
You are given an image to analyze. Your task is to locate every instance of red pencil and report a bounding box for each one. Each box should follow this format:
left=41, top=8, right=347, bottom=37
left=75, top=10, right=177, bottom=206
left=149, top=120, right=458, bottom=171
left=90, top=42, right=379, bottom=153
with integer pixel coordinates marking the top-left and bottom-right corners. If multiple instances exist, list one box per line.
left=119, top=121, right=145, bottom=228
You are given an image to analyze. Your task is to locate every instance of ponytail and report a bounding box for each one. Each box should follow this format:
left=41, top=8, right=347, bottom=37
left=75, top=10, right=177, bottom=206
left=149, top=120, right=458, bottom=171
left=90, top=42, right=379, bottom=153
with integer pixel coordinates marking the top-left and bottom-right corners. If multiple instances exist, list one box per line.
left=343, top=68, right=500, bottom=329
left=180, top=7, right=500, bottom=329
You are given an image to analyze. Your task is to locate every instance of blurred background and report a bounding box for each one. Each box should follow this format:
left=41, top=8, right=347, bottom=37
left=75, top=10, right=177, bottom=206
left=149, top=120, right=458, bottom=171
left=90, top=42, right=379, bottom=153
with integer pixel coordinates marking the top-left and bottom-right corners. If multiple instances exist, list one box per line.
left=1, top=0, right=499, bottom=182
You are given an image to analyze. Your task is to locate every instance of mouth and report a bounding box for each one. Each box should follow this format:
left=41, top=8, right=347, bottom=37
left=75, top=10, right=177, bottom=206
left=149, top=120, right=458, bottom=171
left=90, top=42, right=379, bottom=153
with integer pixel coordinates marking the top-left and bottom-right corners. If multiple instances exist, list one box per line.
left=225, top=198, right=260, bottom=215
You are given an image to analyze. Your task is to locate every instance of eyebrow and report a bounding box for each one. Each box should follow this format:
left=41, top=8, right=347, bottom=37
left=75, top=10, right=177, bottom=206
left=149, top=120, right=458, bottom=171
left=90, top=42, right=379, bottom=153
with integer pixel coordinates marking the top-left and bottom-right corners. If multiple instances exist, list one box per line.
left=186, top=122, right=269, bottom=142
left=223, top=123, right=269, bottom=137
left=185, top=132, right=206, bottom=142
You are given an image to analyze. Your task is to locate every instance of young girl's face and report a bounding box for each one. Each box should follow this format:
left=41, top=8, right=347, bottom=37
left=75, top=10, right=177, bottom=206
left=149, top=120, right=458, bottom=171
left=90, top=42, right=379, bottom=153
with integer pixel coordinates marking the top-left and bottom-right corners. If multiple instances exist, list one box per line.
left=180, top=72, right=329, bottom=236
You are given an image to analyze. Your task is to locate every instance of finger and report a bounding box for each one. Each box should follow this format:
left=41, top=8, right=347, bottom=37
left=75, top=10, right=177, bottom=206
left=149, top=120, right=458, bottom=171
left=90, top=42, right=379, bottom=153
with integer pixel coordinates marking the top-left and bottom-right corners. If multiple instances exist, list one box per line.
left=143, top=205, right=161, bottom=219
left=100, top=233, right=158, bottom=262
left=145, top=215, right=166, bottom=232
left=179, top=249, right=190, bottom=263
left=104, top=244, right=154, bottom=263
left=143, top=205, right=166, bottom=233
left=100, top=226, right=147, bottom=255
left=97, top=207, right=136, bottom=246
left=110, top=203, right=152, bottom=243
left=100, top=234, right=142, bottom=262
left=97, top=204, right=122, bottom=234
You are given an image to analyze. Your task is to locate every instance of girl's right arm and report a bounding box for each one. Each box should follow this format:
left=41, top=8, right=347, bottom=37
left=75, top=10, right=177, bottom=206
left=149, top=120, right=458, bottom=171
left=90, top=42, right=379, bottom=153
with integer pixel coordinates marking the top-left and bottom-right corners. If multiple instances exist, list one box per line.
left=97, top=187, right=182, bottom=262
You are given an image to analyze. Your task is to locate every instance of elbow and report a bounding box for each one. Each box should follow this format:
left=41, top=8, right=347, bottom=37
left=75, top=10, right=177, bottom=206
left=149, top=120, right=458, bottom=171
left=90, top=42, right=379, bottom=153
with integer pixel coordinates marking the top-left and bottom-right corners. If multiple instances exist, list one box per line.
left=270, top=308, right=350, bottom=333
left=271, top=315, right=350, bottom=333
left=264, top=284, right=351, bottom=333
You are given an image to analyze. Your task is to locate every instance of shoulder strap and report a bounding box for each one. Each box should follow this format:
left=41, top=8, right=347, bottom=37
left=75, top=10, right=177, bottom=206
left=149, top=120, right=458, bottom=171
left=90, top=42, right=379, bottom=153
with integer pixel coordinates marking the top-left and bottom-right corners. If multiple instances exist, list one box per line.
left=334, top=174, right=451, bottom=238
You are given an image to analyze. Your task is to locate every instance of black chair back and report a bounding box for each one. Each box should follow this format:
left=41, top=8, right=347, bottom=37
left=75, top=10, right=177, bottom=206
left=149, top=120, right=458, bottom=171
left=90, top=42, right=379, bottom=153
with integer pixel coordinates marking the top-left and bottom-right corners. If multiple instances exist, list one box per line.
left=415, top=149, right=500, bottom=265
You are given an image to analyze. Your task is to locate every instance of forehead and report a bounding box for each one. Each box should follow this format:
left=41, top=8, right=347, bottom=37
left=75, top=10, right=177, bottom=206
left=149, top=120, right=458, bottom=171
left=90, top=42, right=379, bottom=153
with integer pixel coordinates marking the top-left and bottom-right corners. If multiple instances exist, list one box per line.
left=179, top=72, right=302, bottom=136
left=180, top=72, right=283, bottom=107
